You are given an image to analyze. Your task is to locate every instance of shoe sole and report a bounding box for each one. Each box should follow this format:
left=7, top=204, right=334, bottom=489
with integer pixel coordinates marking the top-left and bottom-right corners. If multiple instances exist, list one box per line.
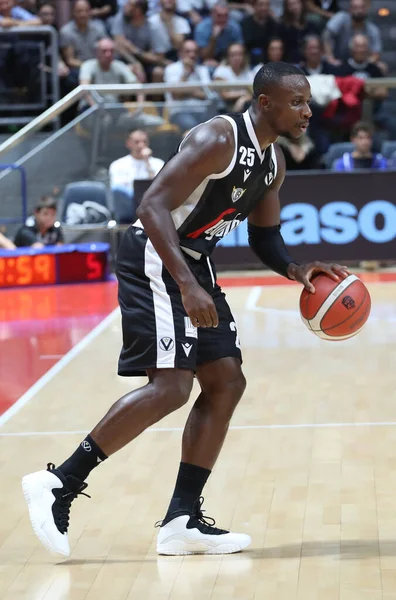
left=157, top=537, right=251, bottom=556
left=21, top=476, right=69, bottom=557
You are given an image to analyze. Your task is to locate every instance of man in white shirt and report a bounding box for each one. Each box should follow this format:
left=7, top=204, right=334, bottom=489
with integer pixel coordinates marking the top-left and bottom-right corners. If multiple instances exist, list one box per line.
left=164, top=39, right=212, bottom=133
left=109, top=130, right=164, bottom=222
left=148, top=0, right=190, bottom=62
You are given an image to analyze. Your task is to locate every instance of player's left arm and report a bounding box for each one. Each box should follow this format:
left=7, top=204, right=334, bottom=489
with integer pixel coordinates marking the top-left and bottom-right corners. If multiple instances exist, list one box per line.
left=247, top=144, right=349, bottom=293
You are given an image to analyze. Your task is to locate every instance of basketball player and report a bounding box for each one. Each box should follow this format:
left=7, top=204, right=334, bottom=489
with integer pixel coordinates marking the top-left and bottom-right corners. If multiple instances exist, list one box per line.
left=22, top=62, right=349, bottom=557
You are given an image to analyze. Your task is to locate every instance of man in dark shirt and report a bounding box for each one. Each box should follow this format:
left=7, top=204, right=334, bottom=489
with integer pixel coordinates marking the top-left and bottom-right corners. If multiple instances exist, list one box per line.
left=241, top=0, right=279, bottom=65
left=14, top=197, right=64, bottom=248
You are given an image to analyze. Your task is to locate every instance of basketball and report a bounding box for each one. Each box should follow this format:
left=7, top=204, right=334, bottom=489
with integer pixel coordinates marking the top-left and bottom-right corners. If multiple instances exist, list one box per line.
left=299, top=274, right=371, bottom=341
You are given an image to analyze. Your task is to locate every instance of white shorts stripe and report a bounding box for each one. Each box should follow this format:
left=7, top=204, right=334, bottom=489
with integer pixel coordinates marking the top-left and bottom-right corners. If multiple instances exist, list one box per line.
left=144, top=239, right=176, bottom=369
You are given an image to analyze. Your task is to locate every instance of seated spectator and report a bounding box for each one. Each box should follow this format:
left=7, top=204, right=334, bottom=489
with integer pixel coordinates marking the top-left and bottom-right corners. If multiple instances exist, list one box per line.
left=338, top=33, right=386, bottom=80
left=194, top=2, right=243, bottom=66
left=338, top=34, right=395, bottom=137
left=111, top=0, right=164, bottom=82
left=332, top=121, right=388, bottom=171
left=277, top=132, right=319, bottom=169
left=60, top=0, right=106, bottom=71
left=0, top=0, right=41, bottom=26
left=38, top=3, right=56, bottom=26
left=176, top=0, right=217, bottom=26
left=323, top=0, right=382, bottom=66
left=0, top=231, right=15, bottom=250
left=164, top=39, right=211, bottom=132
left=14, top=197, right=64, bottom=248
left=109, top=130, right=164, bottom=222
left=265, top=36, right=284, bottom=61
left=89, top=0, right=117, bottom=21
left=213, top=43, right=253, bottom=112
left=303, top=0, right=339, bottom=31
left=279, top=0, right=318, bottom=63
left=148, top=0, right=190, bottom=63
left=299, top=34, right=339, bottom=74
left=241, top=0, right=280, bottom=66
left=79, top=37, right=137, bottom=105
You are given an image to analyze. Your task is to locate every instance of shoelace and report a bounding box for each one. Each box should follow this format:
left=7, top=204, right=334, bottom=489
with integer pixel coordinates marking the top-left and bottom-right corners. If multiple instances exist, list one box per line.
left=193, top=496, right=216, bottom=528
left=47, top=463, right=90, bottom=534
left=154, top=496, right=216, bottom=529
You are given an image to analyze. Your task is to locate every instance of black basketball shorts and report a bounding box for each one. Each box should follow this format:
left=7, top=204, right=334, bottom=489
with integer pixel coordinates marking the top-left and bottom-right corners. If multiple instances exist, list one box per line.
left=116, top=226, right=242, bottom=377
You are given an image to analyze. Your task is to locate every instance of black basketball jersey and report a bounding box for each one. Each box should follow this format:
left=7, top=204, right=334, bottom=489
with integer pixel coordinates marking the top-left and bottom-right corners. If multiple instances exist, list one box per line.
left=136, top=110, right=278, bottom=257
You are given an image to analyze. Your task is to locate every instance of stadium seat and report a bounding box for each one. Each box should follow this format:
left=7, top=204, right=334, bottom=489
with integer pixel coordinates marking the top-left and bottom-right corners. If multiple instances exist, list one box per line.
left=381, top=140, right=396, bottom=159
left=59, top=181, right=112, bottom=225
left=323, top=142, right=355, bottom=169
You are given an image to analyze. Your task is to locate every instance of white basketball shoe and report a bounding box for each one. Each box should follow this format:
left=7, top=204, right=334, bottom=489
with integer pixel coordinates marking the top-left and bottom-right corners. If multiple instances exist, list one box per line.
left=156, top=497, right=251, bottom=555
left=22, top=463, right=89, bottom=557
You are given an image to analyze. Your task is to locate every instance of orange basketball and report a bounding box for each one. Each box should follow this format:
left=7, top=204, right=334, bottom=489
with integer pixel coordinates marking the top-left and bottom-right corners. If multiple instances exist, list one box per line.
left=299, top=273, right=371, bottom=341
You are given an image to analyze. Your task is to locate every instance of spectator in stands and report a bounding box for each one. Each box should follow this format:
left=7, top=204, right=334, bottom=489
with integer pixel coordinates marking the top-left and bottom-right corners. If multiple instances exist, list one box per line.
left=279, top=0, right=318, bottom=63
left=0, top=0, right=41, bottom=26
left=338, top=34, right=395, bottom=137
left=265, top=36, right=285, bottom=61
left=111, top=0, right=165, bottom=82
left=148, top=0, right=190, bottom=63
left=176, top=0, right=217, bottom=26
left=299, top=34, right=338, bottom=74
left=332, top=121, right=388, bottom=171
left=194, top=2, right=243, bottom=66
left=79, top=36, right=137, bottom=102
left=60, top=0, right=106, bottom=71
left=0, top=231, right=15, bottom=250
left=323, top=0, right=382, bottom=65
left=89, top=0, right=117, bottom=21
left=277, top=132, right=319, bottom=169
left=109, top=129, right=164, bottom=222
left=213, top=43, right=253, bottom=111
left=13, top=197, right=64, bottom=248
left=38, top=3, right=56, bottom=26
left=241, top=0, right=279, bottom=66
left=303, top=0, right=339, bottom=31
left=164, top=39, right=211, bottom=132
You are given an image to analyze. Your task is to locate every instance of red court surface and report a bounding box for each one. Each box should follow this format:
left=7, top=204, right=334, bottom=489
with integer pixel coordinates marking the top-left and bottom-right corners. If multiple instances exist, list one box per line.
left=1, top=270, right=395, bottom=417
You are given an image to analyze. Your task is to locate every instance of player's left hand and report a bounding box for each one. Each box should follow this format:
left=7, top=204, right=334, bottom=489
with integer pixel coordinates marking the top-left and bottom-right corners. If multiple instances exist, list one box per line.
left=287, top=261, right=350, bottom=294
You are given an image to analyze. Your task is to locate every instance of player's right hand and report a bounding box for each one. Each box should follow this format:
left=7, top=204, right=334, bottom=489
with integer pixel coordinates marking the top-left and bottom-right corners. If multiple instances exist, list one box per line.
left=181, top=283, right=219, bottom=328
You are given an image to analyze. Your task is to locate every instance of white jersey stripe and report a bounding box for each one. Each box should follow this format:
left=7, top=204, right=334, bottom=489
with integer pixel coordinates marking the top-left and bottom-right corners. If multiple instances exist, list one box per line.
left=144, top=239, right=176, bottom=369
left=171, top=115, right=238, bottom=231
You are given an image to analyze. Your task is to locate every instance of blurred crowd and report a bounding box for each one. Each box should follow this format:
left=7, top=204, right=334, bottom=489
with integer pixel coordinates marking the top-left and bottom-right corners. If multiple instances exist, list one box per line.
left=1, top=0, right=395, bottom=167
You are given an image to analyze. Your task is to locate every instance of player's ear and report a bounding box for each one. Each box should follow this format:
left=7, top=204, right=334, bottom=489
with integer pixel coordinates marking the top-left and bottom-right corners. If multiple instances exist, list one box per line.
left=258, top=94, right=271, bottom=111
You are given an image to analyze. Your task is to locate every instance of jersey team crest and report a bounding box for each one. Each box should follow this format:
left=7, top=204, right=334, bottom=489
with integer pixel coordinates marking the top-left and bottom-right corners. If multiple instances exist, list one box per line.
left=231, top=186, right=246, bottom=203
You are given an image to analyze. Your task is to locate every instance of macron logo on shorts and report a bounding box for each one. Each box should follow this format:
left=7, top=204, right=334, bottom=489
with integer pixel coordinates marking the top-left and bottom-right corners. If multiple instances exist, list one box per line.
left=184, top=317, right=198, bottom=339
left=181, top=342, right=193, bottom=357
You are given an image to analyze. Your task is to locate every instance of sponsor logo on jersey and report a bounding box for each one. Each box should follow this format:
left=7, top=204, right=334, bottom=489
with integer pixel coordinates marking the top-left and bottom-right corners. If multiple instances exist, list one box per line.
left=81, top=441, right=91, bottom=452
left=243, top=169, right=251, bottom=182
left=265, top=172, right=274, bottom=186
left=231, top=186, right=246, bottom=203
left=181, top=342, right=193, bottom=357
left=184, top=316, right=198, bottom=339
left=203, top=214, right=242, bottom=241
left=159, top=337, right=174, bottom=351
left=187, top=208, right=236, bottom=239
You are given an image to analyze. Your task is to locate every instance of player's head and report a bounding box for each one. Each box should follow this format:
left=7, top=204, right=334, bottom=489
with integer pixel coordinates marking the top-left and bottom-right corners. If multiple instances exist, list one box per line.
left=252, top=62, right=311, bottom=140
left=350, top=121, right=373, bottom=155
left=34, top=196, right=57, bottom=230
left=126, top=129, right=150, bottom=158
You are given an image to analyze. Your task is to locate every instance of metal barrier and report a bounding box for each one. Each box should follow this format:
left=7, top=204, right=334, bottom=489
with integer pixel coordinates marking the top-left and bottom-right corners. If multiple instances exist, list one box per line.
left=0, top=164, right=27, bottom=225
left=0, top=26, right=59, bottom=129
left=0, top=77, right=394, bottom=158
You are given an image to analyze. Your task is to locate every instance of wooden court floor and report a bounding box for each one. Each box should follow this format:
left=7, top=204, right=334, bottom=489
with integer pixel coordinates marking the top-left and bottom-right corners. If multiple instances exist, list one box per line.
left=1, top=276, right=396, bottom=599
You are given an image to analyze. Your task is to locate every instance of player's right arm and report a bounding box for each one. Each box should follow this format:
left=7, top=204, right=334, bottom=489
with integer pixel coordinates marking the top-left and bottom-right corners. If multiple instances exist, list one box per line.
left=136, top=118, right=234, bottom=328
